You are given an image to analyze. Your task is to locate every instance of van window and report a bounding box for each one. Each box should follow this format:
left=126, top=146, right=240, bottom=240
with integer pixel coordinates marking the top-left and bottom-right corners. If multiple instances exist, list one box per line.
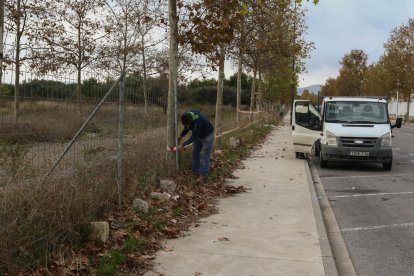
left=295, top=102, right=310, bottom=127
left=324, top=101, right=388, bottom=124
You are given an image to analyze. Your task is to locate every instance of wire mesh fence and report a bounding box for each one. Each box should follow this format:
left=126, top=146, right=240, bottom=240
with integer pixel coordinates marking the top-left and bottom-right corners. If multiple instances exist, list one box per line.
left=0, top=63, right=276, bottom=272
left=0, top=69, right=274, bottom=182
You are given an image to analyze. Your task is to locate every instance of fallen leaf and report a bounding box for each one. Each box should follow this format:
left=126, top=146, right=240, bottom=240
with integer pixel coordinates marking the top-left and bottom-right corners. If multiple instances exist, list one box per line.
left=218, top=237, right=230, bottom=242
left=139, top=255, right=156, bottom=260
left=111, top=229, right=129, bottom=240
left=163, top=227, right=180, bottom=238
left=197, top=202, right=207, bottom=210
left=163, top=245, right=174, bottom=252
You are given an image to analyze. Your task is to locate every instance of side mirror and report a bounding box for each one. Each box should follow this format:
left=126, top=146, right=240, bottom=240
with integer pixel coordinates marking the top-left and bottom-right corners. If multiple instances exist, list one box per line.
left=391, top=117, right=403, bottom=129
left=395, top=118, right=403, bottom=128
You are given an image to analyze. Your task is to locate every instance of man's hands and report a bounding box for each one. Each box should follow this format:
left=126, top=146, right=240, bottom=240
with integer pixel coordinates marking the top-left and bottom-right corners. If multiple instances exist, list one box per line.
left=167, top=136, right=186, bottom=152
left=169, top=144, right=185, bottom=152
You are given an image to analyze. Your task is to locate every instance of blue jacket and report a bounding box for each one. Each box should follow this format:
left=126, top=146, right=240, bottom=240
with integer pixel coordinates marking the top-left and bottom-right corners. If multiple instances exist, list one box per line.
left=180, top=110, right=214, bottom=146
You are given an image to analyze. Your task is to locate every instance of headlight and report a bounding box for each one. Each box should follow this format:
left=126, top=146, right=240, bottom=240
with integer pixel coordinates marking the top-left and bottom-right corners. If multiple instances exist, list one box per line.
left=326, top=131, right=337, bottom=146
left=381, top=132, right=392, bottom=147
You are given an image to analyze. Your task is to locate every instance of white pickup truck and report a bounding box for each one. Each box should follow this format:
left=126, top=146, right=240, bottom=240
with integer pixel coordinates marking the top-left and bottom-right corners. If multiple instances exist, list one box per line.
left=292, top=96, right=402, bottom=170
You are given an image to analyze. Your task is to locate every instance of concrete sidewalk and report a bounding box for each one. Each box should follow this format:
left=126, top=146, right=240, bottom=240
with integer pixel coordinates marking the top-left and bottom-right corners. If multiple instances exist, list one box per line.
left=145, top=119, right=335, bottom=276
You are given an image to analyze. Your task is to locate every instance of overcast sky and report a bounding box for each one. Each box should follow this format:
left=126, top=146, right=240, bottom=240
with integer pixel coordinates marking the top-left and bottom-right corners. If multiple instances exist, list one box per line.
left=298, top=0, right=414, bottom=88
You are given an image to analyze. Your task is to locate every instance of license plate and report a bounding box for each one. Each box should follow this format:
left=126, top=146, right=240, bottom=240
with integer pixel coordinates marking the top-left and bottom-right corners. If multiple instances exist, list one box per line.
left=350, top=151, right=369, bottom=157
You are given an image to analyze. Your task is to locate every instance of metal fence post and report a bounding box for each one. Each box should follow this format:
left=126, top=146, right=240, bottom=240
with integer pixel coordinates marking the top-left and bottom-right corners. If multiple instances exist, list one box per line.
left=117, top=70, right=126, bottom=207
left=174, top=80, right=179, bottom=170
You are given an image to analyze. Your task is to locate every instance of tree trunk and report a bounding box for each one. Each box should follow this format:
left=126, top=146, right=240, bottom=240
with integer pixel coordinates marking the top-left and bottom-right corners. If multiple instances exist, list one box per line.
left=0, top=0, right=4, bottom=89
left=77, top=20, right=82, bottom=116
left=236, top=50, right=242, bottom=129
left=249, top=69, right=256, bottom=123
left=14, top=43, right=20, bottom=122
left=406, top=95, right=411, bottom=123
left=14, top=0, right=21, bottom=122
left=290, top=1, right=297, bottom=125
left=77, top=63, right=82, bottom=116
left=167, top=0, right=178, bottom=164
left=256, top=68, right=262, bottom=111
left=142, top=36, right=148, bottom=115
left=215, top=46, right=225, bottom=145
left=290, top=70, right=295, bottom=125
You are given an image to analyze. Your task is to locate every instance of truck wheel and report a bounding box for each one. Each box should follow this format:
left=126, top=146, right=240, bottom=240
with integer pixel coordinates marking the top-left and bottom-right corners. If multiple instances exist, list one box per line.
left=383, top=159, right=392, bottom=171
left=319, top=150, right=327, bottom=168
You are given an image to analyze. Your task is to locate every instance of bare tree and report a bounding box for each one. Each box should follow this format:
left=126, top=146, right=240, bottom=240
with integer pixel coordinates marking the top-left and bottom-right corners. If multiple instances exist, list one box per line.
left=29, top=0, right=107, bottom=116
left=102, top=0, right=166, bottom=114
left=134, top=0, right=165, bottom=115
left=101, top=0, right=140, bottom=72
left=4, top=0, right=37, bottom=121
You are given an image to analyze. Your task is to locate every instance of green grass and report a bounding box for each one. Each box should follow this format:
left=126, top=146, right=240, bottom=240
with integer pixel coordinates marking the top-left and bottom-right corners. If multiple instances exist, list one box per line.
left=97, top=249, right=126, bottom=275
left=123, top=237, right=146, bottom=254
left=96, top=237, right=146, bottom=275
left=172, top=207, right=182, bottom=218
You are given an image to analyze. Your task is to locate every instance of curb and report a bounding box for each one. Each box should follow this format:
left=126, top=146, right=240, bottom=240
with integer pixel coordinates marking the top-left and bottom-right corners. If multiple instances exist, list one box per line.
left=304, top=160, right=338, bottom=276
left=308, top=162, right=357, bottom=276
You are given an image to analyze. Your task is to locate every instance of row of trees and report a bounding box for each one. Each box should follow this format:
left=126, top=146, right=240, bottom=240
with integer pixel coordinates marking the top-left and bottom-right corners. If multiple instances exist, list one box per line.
left=3, top=0, right=168, bottom=119
left=166, top=0, right=317, bottom=151
left=318, top=18, right=414, bottom=118
left=0, top=72, right=253, bottom=107
left=4, top=0, right=316, bottom=122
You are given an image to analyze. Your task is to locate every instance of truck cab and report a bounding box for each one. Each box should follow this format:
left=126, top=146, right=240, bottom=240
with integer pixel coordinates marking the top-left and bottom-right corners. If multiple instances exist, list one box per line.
left=292, top=97, right=402, bottom=170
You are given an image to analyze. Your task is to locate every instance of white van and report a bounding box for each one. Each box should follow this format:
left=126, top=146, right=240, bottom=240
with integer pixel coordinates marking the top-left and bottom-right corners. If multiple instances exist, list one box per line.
left=292, top=97, right=402, bottom=170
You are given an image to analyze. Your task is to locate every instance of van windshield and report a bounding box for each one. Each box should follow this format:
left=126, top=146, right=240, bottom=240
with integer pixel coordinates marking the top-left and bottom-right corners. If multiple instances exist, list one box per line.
left=324, top=101, right=388, bottom=124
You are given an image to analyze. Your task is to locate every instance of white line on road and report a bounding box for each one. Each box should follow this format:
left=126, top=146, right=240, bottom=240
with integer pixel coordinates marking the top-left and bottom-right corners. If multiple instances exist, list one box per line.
left=394, top=147, right=401, bottom=151
left=406, top=133, right=413, bottom=136
left=332, top=191, right=414, bottom=199
left=320, top=174, right=410, bottom=179
left=342, top=222, right=414, bottom=232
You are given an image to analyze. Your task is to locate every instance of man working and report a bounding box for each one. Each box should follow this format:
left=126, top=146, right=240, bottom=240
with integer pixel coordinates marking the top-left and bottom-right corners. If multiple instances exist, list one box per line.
left=177, top=110, right=215, bottom=183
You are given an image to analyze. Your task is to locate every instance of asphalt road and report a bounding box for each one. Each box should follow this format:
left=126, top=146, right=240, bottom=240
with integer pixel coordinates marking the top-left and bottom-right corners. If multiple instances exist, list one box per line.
left=313, top=125, right=414, bottom=276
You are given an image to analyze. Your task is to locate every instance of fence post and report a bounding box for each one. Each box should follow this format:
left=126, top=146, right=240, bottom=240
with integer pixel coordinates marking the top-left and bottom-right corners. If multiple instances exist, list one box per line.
left=117, top=70, right=126, bottom=207
left=174, top=80, right=179, bottom=170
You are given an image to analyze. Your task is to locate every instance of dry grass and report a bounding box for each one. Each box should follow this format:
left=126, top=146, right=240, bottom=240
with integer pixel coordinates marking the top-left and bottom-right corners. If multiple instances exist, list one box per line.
left=0, top=124, right=174, bottom=273
left=0, top=160, right=118, bottom=272
left=0, top=97, right=263, bottom=145
left=0, top=130, right=171, bottom=271
left=0, top=98, right=166, bottom=144
left=0, top=95, right=275, bottom=273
